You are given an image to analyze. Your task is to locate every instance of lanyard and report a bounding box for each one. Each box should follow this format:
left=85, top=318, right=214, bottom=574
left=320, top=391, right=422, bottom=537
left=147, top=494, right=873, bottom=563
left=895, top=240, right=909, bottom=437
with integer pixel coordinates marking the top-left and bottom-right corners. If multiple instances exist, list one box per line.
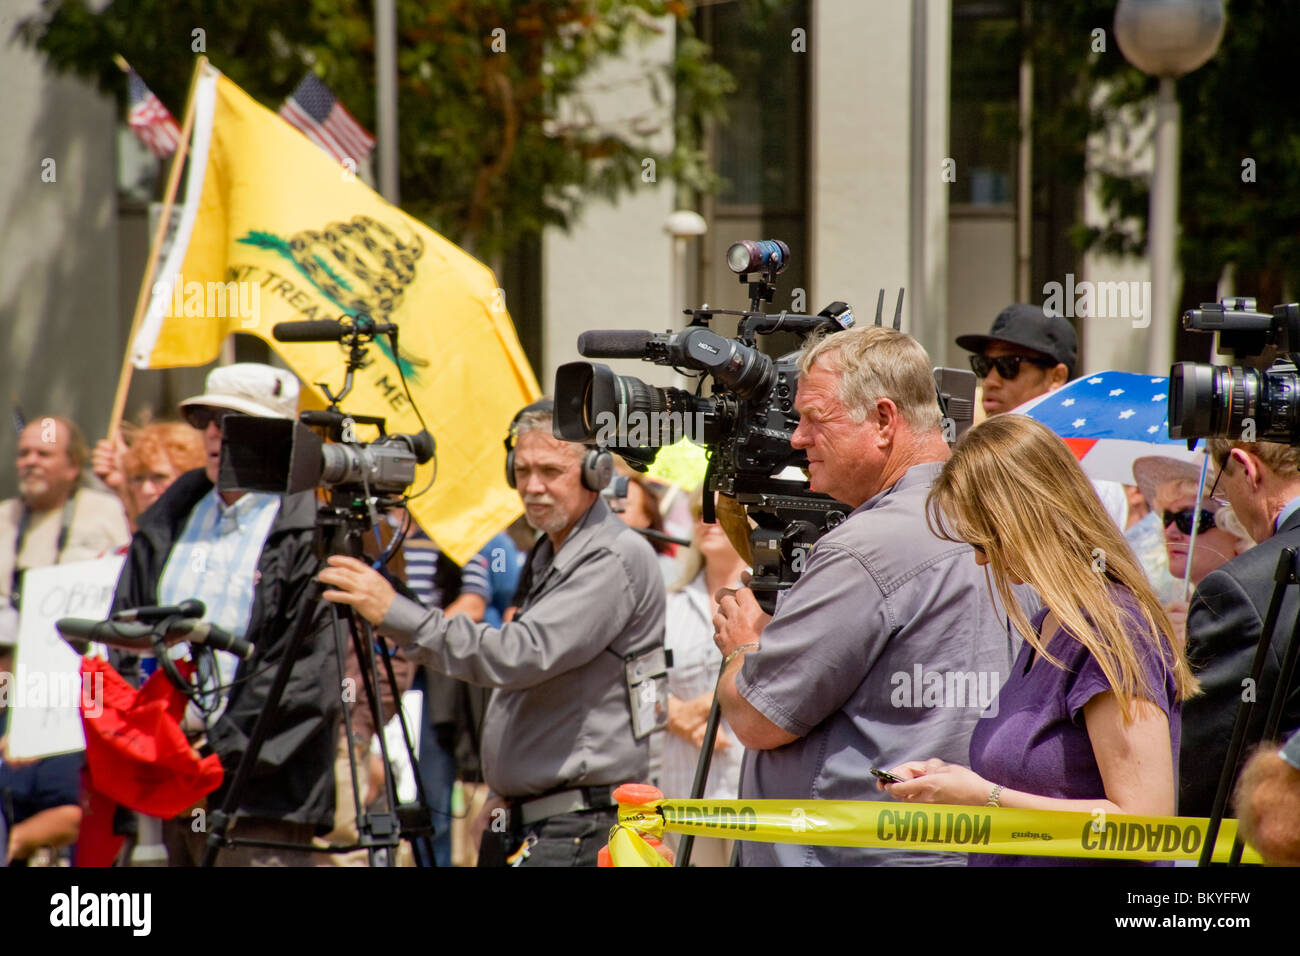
left=9, top=490, right=78, bottom=604
left=14, top=490, right=78, bottom=565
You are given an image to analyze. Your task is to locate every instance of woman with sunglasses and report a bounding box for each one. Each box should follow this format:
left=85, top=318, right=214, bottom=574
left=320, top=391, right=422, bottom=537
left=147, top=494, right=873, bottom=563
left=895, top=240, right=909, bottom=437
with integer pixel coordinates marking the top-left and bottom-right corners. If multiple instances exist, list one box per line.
left=880, top=415, right=1199, bottom=865
left=1132, top=456, right=1254, bottom=644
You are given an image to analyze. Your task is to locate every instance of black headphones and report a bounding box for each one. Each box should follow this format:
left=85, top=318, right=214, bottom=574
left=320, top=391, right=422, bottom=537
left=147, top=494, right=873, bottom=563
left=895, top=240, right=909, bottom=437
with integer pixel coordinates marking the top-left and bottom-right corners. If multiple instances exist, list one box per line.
left=504, top=398, right=613, bottom=493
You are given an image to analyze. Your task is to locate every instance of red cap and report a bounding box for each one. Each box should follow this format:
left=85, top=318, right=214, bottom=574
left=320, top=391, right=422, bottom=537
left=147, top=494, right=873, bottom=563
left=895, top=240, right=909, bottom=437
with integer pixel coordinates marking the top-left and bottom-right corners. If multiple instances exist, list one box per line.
left=613, top=783, right=664, bottom=805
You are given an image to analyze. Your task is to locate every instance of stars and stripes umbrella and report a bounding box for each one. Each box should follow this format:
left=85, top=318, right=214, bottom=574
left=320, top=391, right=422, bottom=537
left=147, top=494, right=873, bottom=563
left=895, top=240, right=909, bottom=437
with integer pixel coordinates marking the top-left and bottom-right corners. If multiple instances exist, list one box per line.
left=1013, top=371, right=1202, bottom=483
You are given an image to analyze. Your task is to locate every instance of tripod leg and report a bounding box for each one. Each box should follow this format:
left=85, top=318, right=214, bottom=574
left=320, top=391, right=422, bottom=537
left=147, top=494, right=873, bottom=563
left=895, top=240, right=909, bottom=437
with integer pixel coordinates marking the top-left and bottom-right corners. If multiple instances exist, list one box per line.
left=1228, top=568, right=1300, bottom=865
left=1200, top=547, right=1295, bottom=867
left=327, top=603, right=370, bottom=862
left=201, top=579, right=328, bottom=867
left=344, top=607, right=402, bottom=867
left=371, top=635, right=439, bottom=866
left=675, top=659, right=728, bottom=868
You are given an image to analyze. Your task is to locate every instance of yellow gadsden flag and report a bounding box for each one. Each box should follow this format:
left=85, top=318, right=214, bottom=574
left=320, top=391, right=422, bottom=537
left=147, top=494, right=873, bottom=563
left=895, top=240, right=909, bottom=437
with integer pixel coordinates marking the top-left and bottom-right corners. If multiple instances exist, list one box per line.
left=132, top=64, right=539, bottom=564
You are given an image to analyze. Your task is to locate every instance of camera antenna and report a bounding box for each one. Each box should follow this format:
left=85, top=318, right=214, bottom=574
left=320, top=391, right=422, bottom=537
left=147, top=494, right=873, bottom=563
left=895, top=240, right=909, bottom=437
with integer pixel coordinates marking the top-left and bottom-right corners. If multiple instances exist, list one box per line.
left=871, top=289, right=905, bottom=330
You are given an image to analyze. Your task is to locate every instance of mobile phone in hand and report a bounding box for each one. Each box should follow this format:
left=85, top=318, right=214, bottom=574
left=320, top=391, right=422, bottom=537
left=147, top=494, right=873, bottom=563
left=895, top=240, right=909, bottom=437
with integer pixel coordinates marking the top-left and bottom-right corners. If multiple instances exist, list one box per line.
left=870, top=766, right=903, bottom=784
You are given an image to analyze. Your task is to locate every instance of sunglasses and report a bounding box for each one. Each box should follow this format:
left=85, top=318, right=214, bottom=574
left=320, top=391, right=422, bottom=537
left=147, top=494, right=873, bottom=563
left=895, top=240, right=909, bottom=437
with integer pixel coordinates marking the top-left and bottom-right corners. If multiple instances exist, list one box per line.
left=182, top=405, right=236, bottom=431
left=968, top=354, right=1055, bottom=380
left=1163, top=508, right=1217, bottom=535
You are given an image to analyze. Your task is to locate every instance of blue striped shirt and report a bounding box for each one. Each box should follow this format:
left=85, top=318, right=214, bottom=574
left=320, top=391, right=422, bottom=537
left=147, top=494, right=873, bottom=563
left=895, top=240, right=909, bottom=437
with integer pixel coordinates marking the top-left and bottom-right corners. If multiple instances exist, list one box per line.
left=157, top=489, right=281, bottom=720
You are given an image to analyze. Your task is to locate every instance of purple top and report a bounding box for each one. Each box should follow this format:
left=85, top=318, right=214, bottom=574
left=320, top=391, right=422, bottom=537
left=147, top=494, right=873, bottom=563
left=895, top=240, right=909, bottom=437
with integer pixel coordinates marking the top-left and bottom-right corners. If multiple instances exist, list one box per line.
left=968, top=591, right=1181, bottom=866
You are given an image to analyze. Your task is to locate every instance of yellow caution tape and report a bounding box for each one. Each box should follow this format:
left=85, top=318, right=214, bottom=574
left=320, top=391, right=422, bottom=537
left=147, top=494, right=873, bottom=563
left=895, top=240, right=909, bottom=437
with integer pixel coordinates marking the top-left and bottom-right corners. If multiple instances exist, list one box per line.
left=608, top=824, right=673, bottom=867
left=608, top=797, right=1262, bottom=866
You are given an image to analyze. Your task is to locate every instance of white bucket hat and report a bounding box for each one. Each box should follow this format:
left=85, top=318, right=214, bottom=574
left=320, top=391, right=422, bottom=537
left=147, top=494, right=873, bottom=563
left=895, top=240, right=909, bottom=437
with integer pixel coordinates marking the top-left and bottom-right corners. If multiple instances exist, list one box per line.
left=179, top=363, right=299, bottom=421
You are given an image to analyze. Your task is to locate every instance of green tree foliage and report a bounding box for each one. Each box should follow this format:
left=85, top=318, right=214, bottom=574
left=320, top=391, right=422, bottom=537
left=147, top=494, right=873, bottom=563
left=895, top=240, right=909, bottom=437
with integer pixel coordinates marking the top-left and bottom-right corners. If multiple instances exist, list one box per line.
left=1167, top=0, right=1300, bottom=302
left=1024, top=0, right=1300, bottom=301
left=16, top=0, right=733, bottom=259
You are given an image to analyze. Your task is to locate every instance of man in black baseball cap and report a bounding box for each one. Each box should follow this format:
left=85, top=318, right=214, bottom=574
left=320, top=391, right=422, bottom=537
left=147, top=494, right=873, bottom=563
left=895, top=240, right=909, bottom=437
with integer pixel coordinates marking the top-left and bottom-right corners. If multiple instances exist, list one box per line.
left=956, top=303, right=1077, bottom=416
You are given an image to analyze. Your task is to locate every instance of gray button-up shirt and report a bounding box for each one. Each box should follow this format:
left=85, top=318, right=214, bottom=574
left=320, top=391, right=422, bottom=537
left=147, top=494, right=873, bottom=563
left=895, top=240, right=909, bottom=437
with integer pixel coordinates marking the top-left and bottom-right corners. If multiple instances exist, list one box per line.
left=382, top=497, right=665, bottom=798
left=735, top=461, right=1017, bottom=866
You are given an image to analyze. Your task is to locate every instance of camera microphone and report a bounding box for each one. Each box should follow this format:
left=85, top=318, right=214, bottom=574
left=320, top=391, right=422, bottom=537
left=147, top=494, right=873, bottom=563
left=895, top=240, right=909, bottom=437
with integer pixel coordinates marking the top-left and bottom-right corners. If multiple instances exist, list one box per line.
left=273, top=317, right=399, bottom=343
left=273, top=320, right=350, bottom=342
left=578, top=330, right=662, bottom=359
left=112, top=599, right=206, bottom=623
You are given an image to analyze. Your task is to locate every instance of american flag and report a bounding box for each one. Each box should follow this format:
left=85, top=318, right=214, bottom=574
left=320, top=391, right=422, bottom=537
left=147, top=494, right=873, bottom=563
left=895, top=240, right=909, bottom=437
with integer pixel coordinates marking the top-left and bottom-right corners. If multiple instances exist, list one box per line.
left=127, top=69, right=182, bottom=158
left=1016, top=371, right=1196, bottom=485
left=279, top=72, right=375, bottom=166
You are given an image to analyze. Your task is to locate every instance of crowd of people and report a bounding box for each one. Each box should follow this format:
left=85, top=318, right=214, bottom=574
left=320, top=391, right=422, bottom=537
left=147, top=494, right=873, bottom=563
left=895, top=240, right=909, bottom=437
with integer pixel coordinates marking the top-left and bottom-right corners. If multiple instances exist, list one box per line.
left=1, top=300, right=1298, bottom=866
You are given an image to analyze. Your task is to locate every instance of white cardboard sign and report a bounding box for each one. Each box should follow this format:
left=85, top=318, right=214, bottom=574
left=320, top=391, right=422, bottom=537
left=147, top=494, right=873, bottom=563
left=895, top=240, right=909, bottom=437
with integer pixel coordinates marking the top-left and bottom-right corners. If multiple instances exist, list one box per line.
left=5, top=556, right=125, bottom=760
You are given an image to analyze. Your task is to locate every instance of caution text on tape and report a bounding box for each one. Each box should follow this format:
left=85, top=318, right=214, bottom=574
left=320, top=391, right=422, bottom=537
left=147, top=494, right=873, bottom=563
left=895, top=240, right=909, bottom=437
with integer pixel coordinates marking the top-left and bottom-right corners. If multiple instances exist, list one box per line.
left=609, top=798, right=1261, bottom=865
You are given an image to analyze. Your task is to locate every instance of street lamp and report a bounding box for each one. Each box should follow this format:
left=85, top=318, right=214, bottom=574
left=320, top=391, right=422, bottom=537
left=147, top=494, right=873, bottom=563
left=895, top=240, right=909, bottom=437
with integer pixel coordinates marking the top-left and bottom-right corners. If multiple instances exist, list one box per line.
left=1114, top=0, right=1225, bottom=376
left=664, top=210, right=706, bottom=392
left=664, top=209, right=707, bottom=326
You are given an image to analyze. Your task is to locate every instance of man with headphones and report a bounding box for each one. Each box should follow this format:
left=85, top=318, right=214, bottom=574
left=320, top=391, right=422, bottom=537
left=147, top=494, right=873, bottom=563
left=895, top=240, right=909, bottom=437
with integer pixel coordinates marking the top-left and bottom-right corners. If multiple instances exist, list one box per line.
left=319, top=399, right=666, bottom=866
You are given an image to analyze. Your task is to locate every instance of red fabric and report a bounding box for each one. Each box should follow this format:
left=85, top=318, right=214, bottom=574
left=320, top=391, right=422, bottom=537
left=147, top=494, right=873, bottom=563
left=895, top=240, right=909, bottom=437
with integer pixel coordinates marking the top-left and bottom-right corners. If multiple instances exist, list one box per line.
left=1061, top=437, right=1098, bottom=461
left=75, top=770, right=125, bottom=867
left=80, top=657, right=223, bottom=819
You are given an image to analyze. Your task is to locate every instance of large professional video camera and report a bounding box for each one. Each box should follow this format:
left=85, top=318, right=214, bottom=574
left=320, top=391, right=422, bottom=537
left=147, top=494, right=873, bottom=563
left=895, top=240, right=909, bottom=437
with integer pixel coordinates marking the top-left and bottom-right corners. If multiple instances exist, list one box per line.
left=1169, top=297, right=1300, bottom=445
left=554, top=239, right=975, bottom=612
left=220, top=413, right=433, bottom=500
left=217, top=316, right=434, bottom=511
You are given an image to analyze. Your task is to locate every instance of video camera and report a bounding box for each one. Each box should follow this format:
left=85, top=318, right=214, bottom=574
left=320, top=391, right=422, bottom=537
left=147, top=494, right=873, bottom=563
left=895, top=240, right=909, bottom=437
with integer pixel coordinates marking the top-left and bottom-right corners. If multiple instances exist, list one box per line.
left=218, top=412, right=433, bottom=499
left=554, top=239, right=975, bottom=612
left=218, top=315, right=434, bottom=518
left=1169, top=297, right=1300, bottom=445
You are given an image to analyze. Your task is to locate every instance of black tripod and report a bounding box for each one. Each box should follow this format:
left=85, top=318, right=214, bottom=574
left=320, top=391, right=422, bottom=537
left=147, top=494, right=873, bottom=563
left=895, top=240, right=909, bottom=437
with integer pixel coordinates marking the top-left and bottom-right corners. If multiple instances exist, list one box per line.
left=674, top=660, right=729, bottom=868
left=199, top=500, right=435, bottom=867
left=1200, top=545, right=1300, bottom=866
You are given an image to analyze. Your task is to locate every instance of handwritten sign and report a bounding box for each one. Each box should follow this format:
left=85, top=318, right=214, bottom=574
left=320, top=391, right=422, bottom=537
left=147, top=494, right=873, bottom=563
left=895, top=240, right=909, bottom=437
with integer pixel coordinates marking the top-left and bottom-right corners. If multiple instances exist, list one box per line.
left=6, top=556, right=125, bottom=760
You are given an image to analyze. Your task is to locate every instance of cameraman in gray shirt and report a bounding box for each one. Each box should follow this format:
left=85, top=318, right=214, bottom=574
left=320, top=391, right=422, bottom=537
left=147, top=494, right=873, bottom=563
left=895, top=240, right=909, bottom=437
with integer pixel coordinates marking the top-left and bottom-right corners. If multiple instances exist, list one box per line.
left=713, top=326, right=1015, bottom=866
left=319, top=400, right=665, bottom=866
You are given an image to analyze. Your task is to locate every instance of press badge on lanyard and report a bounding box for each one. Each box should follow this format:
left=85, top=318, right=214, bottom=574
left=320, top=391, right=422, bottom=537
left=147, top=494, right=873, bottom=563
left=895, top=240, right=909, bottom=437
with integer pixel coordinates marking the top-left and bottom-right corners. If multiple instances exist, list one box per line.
left=624, top=646, right=670, bottom=740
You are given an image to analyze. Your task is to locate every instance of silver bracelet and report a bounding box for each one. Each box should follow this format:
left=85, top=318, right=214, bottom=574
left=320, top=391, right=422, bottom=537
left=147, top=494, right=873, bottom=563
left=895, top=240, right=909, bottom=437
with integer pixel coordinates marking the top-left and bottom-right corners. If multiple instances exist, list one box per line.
left=723, top=642, right=760, bottom=667
left=985, top=784, right=1004, bottom=808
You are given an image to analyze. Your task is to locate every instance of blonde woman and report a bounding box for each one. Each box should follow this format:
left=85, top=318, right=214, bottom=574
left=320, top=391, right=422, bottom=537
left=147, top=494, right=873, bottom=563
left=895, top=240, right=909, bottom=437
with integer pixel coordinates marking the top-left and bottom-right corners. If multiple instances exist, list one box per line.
left=882, top=415, right=1199, bottom=866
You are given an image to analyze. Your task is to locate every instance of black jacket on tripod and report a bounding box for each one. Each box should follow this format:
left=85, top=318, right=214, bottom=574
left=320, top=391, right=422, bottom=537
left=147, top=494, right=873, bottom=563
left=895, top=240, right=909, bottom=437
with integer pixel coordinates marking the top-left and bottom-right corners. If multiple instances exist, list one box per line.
left=1181, top=509, right=1300, bottom=817
left=111, top=468, right=341, bottom=832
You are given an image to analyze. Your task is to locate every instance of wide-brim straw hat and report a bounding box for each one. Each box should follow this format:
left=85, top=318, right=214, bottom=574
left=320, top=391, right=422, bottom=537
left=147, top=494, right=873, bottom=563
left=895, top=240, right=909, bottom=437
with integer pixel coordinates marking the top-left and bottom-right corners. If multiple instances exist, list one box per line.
left=1131, top=454, right=1217, bottom=513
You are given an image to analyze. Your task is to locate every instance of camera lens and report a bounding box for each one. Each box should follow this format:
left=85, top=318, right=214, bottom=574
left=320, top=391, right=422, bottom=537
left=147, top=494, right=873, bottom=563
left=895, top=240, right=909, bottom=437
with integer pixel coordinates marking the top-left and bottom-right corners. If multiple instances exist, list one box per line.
left=1170, top=361, right=1289, bottom=441
left=320, top=443, right=362, bottom=485
left=555, top=362, right=700, bottom=446
left=548, top=361, right=712, bottom=450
